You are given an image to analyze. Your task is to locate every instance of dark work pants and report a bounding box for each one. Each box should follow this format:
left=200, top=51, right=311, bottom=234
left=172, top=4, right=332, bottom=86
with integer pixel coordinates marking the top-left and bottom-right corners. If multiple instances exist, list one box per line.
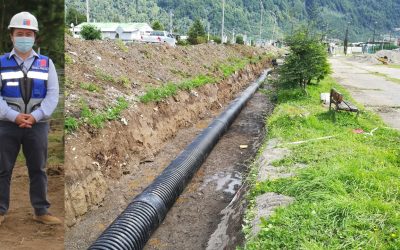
left=0, top=121, right=50, bottom=216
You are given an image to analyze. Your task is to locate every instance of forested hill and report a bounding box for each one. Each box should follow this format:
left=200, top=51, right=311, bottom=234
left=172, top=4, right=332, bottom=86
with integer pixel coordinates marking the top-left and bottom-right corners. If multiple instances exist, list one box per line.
left=66, top=0, right=400, bottom=42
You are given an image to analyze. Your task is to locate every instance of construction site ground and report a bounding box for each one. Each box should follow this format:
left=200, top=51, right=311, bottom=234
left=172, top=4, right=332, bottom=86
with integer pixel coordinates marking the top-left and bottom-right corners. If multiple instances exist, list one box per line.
left=65, top=80, right=274, bottom=250
left=330, top=55, right=400, bottom=130
left=0, top=164, right=64, bottom=250
left=64, top=36, right=280, bottom=248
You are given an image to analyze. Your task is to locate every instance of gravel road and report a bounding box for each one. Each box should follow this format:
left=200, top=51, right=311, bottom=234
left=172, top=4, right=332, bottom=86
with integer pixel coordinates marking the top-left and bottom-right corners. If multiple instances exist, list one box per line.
left=330, top=57, right=400, bottom=130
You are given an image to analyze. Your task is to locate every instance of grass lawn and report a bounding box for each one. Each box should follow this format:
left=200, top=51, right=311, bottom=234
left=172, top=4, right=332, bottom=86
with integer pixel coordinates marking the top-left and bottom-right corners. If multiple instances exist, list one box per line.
left=243, top=76, right=400, bottom=249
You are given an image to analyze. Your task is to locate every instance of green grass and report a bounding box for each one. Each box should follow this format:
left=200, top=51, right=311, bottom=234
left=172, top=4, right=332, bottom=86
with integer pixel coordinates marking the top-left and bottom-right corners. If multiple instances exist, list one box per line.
left=65, top=54, right=73, bottom=65
left=139, top=75, right=216, bottom=103
left=243, top=77, right=400, bottom=249
left=139, top=54, right=273, bottom=104
left=370, top=71, right=400, bottom=84
left=115, top=39, right=128, bottom=52
left=95, top=69, right=115, bottom=83
left=80, top=82, right=101, bottom=92
left=118, top=76, right=131, bottom=88
left=65, top=97, right=129, bottom=132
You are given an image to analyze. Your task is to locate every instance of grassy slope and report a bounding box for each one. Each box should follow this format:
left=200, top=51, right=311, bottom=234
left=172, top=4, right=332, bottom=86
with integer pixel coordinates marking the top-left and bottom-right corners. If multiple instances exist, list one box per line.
left=244, top=76, right=400, bottom=249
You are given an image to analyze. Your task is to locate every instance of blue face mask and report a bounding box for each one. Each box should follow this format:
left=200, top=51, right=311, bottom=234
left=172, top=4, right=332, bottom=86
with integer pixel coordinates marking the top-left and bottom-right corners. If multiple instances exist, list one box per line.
left=14, top=37, right=34, bottom=53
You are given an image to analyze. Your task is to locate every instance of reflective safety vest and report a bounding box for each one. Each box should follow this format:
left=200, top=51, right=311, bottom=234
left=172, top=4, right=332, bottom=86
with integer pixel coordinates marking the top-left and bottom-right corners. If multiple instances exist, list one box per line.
left=0, top=53, right=48, bottom=115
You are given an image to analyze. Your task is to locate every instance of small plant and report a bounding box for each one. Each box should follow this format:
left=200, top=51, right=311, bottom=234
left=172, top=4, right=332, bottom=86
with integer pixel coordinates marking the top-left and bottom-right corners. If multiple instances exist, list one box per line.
left=95, top=69, right=115, bottom=83
left=179, top=75, right=215, bottom=90
left=64, top=116, right=79, bottom=133
left=115, top=39, right=128, bottom=52
left=139, top=83, right=178, bottom=103
left=65, top=54, right=73, bottom=65
left=118, top=76, right=131, bottom=88
left=80, top=82, right=101, bottom=92
left=106, top=97, right=129, bottom=120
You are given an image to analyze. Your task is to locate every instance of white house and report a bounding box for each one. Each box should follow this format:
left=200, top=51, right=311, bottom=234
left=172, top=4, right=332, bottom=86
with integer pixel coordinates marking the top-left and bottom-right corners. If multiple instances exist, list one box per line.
left=72, top=22, right=153, bottom=42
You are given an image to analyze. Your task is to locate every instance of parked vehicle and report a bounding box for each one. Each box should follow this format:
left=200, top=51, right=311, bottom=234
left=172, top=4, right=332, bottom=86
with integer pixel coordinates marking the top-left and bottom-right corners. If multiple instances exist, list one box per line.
left=140, top=30, right=176, bottom=46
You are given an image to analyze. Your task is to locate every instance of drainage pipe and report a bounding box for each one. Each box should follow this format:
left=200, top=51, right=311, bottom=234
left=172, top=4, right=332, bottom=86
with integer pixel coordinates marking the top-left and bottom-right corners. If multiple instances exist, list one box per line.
left=89, top=68, right=272, bottom=250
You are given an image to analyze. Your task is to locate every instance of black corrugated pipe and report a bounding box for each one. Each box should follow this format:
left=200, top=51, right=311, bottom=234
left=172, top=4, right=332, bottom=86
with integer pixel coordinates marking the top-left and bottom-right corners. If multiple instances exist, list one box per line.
left=89, top=68, right=272, bottom=250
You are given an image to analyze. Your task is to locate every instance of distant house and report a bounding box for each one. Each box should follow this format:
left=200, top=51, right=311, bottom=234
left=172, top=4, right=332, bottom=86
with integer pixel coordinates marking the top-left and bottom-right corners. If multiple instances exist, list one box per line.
left=72, top=22, right=153, bottom=41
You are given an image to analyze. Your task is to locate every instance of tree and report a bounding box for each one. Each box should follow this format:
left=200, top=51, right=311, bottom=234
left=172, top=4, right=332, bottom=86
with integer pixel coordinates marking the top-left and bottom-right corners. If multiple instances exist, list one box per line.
left=278, top=29, right=331, bottom=90
left=65, top=6, right=86, bottom=26
left=236, top=35, right=244, bottom=45
left=187, top=19, right=206, bottom=45
left=80, top=25, right=102, bottom=40
left=151, top=20, right=164, bottom=30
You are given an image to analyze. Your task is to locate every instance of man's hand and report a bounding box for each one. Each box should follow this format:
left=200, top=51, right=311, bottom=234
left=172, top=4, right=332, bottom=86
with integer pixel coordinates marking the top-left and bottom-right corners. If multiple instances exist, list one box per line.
left=15, top=114, right=36, bottom=128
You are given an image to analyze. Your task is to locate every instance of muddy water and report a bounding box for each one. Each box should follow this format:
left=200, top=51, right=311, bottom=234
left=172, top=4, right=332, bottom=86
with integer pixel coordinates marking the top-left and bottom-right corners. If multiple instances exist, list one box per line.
left=65, top=83, right=273, bottom=250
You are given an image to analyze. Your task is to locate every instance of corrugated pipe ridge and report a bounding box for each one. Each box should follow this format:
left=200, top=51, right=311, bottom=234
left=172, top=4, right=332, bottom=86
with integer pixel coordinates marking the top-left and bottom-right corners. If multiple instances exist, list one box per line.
left=89, top=69, right=272, bottom=250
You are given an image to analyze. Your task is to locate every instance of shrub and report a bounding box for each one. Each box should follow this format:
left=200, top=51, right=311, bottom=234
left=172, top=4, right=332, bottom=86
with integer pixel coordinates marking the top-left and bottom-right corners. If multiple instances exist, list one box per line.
left=278, top=28, right=331, bottom=89
left=236, top=35, right=244, bottom=45
left=80, top=24, right=102, bottom=40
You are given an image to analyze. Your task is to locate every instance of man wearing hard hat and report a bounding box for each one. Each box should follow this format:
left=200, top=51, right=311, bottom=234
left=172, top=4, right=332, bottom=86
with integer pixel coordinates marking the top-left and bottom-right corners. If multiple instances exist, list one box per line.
left=0, top=12, right=61, bottom=225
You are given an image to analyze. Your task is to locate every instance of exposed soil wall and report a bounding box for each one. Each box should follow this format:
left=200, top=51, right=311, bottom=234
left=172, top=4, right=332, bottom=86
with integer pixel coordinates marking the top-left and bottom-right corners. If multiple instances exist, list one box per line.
left=64, top=36, right=278, bottom=227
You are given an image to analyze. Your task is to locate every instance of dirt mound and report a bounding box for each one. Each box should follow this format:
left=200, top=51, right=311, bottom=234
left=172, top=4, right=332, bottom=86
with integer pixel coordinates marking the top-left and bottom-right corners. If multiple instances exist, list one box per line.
left=350, top=50, right=400, bottom=64
left=376, top=50, right=400, bottom=64
left=64, top=35, right=279, bottom=227
left=65, top=35, right=280, bottom=114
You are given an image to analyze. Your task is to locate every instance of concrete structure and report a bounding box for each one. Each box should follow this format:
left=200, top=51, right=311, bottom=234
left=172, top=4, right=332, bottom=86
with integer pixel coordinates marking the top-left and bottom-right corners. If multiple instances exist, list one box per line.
left=72, top=22, right=153, bottom=41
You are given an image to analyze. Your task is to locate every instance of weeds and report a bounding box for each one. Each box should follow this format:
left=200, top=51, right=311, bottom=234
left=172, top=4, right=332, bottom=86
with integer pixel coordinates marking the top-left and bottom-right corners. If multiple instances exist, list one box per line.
left=65, top=116, right=79, bottom=133
left=80, top=82, right=101, bottom=92
left=139, top=54, right=271, bottom=103
left=115, top=39, right=128, bottom=52
left=65, top=54, right=73, bottom=65
left=118, top=76, right=131, bottom=88
left=139, top=75, right=216, bottom=103
left=64, top=97, right=129, bottom=132
left=95, top=69, right=115, bottom=83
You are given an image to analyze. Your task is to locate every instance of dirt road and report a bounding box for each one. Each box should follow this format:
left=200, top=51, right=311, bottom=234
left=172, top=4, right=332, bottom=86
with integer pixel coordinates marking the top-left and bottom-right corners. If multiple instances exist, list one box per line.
left=330, top=57, right=400, bottom=130
left=0, top=164, right=64, bottom=250
left=65, top=81, right=273, bottom=250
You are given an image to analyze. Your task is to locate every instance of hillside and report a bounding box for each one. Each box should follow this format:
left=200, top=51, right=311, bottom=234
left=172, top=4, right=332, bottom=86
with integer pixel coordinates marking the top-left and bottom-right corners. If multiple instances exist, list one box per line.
left=65, top=0, right=400, bottom=42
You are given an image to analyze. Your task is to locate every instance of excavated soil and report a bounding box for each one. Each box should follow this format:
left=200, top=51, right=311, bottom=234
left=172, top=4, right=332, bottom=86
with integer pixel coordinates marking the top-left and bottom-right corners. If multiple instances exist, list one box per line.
left=64, top=36, right=281, bottom=227
left=65, top=75, right=274, bottom=250
left=64, top=36, right=281, bottom=249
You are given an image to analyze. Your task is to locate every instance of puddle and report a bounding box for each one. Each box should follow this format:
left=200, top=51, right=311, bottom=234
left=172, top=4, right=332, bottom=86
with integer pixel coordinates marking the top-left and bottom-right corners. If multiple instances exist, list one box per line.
left=200, top=171, right=242, bottom=195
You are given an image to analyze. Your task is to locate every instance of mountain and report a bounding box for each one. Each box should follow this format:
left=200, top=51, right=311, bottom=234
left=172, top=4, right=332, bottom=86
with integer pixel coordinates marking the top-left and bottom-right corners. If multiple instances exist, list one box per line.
left=65, top=0, right=400, bottom=42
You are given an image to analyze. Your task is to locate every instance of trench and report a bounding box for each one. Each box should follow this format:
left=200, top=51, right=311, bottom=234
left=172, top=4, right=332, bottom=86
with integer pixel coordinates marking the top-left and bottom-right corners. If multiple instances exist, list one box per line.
left=143, top=80, right=274, bottom=250
left=65, top=69, right=274, bottom=250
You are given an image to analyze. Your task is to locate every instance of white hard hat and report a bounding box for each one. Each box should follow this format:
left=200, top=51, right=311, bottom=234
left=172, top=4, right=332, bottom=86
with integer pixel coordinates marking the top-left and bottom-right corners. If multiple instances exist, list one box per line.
left=8, top=12, right=39, bottom=32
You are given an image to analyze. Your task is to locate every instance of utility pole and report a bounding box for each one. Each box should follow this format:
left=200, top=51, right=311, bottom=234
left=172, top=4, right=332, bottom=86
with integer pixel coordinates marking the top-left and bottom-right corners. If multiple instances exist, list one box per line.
left=259, top=0, right=264, bottom=40
left=86, top=0, right=90, bottom=22
left=207, top=21, right=210, bottom=42
left=344, top=22, right=349, bottom=55
left=169, top=10, right=173, bottom=34
left=221, top=0, right=225, bottom=43
left=372, top=21, right=377, bottom=43
left=271, top=11, right=277, bottom=42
